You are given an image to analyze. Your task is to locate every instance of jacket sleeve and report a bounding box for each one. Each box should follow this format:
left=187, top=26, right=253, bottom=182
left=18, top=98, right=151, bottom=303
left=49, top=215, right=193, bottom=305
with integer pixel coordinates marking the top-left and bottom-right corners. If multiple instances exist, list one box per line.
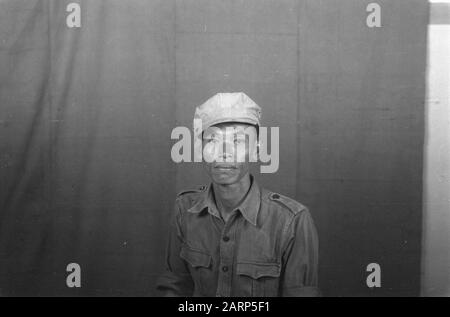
left=280, top=209, right=320, bottom=297
left=156, top=199, right=194, bottom=296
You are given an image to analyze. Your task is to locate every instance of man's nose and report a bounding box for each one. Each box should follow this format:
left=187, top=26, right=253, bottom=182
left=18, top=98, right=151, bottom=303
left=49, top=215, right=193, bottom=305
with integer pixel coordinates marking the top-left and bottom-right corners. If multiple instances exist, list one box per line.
left=219, top=140, right=235, bottom=159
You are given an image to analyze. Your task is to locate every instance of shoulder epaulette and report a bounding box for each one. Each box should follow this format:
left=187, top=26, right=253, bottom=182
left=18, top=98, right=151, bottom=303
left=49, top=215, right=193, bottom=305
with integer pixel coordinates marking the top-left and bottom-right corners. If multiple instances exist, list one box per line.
left=268, top=192, right=307, bottom=215
left=177, top=185, right=207, bottom=197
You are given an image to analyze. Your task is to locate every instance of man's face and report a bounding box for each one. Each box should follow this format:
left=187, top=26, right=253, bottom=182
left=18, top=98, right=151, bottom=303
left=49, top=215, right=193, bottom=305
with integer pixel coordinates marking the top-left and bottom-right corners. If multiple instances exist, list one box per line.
left=202, top=122, right=258, bottom=185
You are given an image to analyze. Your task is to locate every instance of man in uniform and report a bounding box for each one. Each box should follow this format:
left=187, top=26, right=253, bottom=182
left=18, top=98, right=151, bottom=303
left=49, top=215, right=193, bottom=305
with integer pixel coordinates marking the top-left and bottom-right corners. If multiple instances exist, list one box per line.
left=157, top=92, right=320, bottom=297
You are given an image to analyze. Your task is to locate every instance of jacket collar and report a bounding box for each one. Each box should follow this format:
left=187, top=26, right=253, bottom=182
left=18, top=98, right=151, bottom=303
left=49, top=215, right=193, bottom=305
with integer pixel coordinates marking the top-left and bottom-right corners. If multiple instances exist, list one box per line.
left=187, top=175, right=261, bottom=226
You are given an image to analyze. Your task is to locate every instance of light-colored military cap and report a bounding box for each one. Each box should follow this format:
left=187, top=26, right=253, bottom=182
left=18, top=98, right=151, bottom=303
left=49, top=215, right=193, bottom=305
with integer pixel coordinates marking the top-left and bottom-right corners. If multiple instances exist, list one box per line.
left=193, top=92, right=261, bottom=137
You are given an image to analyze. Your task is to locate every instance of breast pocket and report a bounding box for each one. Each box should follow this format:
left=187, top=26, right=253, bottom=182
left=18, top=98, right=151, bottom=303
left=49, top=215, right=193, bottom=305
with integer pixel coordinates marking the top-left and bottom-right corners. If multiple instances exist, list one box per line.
left=180, top=246, right=212, bottom=295
left=236, top=262, right=281, bottom=297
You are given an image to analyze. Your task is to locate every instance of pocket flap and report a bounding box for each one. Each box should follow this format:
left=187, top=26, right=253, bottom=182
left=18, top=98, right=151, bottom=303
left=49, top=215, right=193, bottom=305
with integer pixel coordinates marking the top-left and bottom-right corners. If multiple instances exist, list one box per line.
left=237, top=262, right=281, bottom=279
left=180, top=246, right=212, bottom=268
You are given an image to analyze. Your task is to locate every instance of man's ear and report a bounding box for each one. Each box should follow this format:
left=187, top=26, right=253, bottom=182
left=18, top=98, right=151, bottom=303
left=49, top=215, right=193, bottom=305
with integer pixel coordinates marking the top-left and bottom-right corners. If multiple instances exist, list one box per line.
left=249, top=141, right=259, bottom=162
left=193, top=134, right=204, bottom=162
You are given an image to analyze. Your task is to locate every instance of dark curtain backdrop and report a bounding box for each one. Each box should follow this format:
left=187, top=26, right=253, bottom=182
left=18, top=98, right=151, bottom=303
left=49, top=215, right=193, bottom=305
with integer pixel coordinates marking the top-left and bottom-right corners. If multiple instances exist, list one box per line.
left=0, top=0, right=428, bottom=296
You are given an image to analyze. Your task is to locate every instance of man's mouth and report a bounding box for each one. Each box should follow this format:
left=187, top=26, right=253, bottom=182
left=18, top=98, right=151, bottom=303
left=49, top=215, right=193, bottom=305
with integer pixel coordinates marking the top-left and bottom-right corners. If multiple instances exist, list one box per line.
left=213, top=164, right=237, bottom=170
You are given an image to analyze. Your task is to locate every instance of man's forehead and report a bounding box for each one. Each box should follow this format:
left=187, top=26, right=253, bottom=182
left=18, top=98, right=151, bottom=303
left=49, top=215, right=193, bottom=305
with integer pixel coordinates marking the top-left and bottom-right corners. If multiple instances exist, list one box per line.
left=205, top=123, right=256, bottom=134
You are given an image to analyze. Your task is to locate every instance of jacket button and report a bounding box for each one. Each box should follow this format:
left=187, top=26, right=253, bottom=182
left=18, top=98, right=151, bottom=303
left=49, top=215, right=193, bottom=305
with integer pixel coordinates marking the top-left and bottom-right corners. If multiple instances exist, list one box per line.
left=223, top=236, right=230, bottom=242
left=222, top=266, right=228, bottom=272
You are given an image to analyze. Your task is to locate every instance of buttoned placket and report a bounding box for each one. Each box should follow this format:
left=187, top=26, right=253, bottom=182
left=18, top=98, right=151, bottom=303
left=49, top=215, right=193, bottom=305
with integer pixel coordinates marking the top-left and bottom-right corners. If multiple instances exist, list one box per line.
left=215, top=211, right=240, bottom=297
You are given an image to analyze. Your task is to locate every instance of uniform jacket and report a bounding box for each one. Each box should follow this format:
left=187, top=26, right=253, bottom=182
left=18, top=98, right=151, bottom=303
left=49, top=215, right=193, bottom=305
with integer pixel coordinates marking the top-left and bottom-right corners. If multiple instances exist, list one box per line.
left=157, top=176, right=320, bottom=297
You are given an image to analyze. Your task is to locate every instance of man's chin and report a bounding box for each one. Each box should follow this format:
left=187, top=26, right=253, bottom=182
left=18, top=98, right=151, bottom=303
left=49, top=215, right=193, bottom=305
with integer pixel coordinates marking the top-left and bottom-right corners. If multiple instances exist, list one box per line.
left=211, top=173, right=239, bottom=185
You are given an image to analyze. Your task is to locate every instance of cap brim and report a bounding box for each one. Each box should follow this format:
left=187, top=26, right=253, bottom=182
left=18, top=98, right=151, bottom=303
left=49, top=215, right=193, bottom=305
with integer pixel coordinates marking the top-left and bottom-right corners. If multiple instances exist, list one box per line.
left=203, top=117, right=259, bottom=132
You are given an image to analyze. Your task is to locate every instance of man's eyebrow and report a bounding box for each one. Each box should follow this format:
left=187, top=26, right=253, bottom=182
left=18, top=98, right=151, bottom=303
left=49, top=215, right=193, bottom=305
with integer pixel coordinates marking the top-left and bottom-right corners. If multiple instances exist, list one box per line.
left=235, top=129, right=254, bottom=135
left=203, top=132, right=222, bottom=140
